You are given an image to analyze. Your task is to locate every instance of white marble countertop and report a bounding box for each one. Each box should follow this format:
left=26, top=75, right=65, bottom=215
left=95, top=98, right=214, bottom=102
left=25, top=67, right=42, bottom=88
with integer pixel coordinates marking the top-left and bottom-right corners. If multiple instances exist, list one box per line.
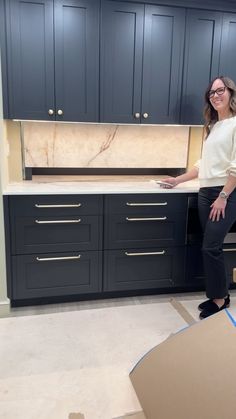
left=3, top=175, right=200, bottom=195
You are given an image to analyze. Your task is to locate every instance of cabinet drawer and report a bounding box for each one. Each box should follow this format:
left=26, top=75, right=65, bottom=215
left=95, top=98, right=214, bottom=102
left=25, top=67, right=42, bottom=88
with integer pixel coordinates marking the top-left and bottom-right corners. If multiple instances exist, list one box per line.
left=12, top=215, right=102, bottom=254
left=104, top=213, right=186, bottom=249
left=104, top=247, right=185, bottom=291
left=12, top=251, right=102, bottom=299
left=105, top=194, right=188, bottom=215
left=9, top=195, right=103, bottom=216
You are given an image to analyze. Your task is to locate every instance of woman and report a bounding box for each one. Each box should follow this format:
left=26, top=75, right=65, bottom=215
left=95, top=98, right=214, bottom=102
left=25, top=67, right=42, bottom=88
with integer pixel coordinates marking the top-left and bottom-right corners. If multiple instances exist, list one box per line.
left=161, top=76, right=236, bottom=319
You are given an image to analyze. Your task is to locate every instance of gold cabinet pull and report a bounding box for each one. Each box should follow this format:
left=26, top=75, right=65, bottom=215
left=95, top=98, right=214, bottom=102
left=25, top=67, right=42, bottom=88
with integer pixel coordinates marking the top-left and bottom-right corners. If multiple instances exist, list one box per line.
left=125, top=250, right=165, bottom=256
left=36, top=255, right=81, bottom=262
left=126, top=217, right=167, bottom=221
left=35, top=219, right=81, bottom=224
left=223, top=248, right=236, bottom=252
left=35, top=204, right=81, bottom=208
left=126, top=202, right=167, bottom=206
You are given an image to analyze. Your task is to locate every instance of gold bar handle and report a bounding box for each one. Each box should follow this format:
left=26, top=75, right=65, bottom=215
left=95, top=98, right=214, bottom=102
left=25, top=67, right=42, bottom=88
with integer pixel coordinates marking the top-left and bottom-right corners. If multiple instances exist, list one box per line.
left=35, top=204, right=81, bottom=208
left=125, top=251, right=165, bottom=256
left=35, top=219, right=81, bottom=224
left=126, top=202, right=167, bottom=206
left=223, top=248, right=236, bottom=252
left=36, top=255, right=81, bottom=262
left=126, top=217, right=167, bottom=221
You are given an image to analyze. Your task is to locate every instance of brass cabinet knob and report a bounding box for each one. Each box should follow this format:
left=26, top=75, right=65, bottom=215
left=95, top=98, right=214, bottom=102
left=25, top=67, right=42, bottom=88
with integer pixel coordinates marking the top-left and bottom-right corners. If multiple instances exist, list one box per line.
left=48, top=109, right=54, bottom=115
left=57, top=109, right=63, bottom=116
left=134, top=112, right=140, bottom=119
left=142, top=112, right=149, bottom=119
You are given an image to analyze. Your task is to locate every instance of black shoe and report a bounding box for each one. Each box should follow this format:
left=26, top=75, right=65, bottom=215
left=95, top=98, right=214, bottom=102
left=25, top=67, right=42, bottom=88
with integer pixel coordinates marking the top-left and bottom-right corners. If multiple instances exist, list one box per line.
left=199, top=300, right=227, bottom=319
left=198, top=294, right=230, bottom=311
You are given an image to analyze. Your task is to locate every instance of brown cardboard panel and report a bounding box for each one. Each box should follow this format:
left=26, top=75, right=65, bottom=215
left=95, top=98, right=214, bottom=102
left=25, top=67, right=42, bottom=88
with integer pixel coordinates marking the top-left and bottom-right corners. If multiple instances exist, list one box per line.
left=113, top=412, right=146, bottom=419
left=130, top=310, right=236, bottom=419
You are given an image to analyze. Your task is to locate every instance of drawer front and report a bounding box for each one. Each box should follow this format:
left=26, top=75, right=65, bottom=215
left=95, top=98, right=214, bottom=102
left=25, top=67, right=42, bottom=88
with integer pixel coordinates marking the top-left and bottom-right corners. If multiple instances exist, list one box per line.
left=104, top=247, right=185, bottom=291
left=12, top=251, right=102, bottom=299
left=105, top=194, right=188, bottom=215
left=9, top=194, right=103, bottom=217
left=12, top=215, right=102, bottom=254
left=104, top=213, right=186, bottom=249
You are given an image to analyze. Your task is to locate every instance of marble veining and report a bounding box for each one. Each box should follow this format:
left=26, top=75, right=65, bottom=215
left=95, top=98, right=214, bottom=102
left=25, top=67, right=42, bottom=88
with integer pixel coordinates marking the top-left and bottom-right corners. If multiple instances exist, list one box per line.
left=23, top=122, right=189, bottom=169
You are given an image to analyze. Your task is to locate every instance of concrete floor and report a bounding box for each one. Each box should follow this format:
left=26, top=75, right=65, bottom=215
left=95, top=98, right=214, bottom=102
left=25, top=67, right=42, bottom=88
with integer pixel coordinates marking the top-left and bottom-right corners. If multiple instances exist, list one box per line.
left=0, top=291, right=236, bottom=419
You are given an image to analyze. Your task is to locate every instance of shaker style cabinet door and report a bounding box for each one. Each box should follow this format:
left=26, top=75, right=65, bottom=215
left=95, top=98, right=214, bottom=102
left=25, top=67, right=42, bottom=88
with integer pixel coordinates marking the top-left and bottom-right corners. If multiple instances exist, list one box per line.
left=181, top=9, right=222, bottom=125
left=141, top=5, right=185, bottom=124
left=6, top=0, right=55, bottom=120
left=100, top=0, right=144, bottom=123
left=4, top=0, right=99, bottom=121
left=219, top=13, right=236, bottom=83
left=54, top=0, right=99, bottom=122
left=100, top=1, right=185, bottom=124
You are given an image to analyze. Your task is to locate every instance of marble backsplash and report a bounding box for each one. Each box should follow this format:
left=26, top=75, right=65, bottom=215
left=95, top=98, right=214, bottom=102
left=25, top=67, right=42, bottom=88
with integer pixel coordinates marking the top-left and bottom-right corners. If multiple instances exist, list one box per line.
left=23, top=122, right=189, bottom=168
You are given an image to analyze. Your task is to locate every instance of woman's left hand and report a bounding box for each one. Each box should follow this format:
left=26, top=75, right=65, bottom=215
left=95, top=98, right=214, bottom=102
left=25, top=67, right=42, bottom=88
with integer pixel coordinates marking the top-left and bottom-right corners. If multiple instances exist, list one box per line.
left=209, top=197, right=227, bottom=221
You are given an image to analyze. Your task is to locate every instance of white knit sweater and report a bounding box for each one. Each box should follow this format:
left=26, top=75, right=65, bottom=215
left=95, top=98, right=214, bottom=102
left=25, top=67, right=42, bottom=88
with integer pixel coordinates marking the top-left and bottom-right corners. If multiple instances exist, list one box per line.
left=195, top=116, right=236, bottom=187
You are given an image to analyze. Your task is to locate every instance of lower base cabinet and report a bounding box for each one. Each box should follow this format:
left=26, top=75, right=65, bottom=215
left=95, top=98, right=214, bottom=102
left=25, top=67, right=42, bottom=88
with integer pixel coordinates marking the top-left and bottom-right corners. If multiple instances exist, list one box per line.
left=103, top=247, right=186, bottom=291
left=12, top=251, right=102, bottom=299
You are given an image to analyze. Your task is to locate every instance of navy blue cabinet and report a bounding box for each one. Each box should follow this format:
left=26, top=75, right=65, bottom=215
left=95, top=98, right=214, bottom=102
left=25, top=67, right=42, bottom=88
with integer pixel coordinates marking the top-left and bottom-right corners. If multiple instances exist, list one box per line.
left=104, top=194, right=187, bottom=291
left=181, top=9, right=236, bottom=125
left=7, top=194, right=103, bottom=302
left=100, top=1, right=185, bottom=124
left=219, top=13, right=236, bottom=83
left=4, top=0, right=99, bottom=121
left=181, top=9, right=222, bottom=125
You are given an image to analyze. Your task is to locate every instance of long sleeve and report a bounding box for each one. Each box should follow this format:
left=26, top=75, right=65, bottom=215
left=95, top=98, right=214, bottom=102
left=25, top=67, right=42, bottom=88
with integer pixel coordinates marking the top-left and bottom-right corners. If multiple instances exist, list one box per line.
left=226, top=127, right=236, bottom=177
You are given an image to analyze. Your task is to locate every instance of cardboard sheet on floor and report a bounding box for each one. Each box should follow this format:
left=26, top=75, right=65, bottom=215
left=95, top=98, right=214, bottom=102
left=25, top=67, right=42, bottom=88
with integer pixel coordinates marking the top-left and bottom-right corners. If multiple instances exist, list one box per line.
left=130, top=309, right=236, bottom=419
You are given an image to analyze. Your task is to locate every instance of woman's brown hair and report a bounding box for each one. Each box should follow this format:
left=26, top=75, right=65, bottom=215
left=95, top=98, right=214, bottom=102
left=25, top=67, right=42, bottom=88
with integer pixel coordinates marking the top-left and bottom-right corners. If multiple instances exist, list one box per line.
left=204, top=76, right=236, bottom=137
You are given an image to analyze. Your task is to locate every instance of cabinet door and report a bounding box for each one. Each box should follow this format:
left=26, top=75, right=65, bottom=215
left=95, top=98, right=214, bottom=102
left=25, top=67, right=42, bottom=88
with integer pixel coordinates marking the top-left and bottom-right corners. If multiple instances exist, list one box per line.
left=219, top=14, right=236, bottom=83
left=54, top=0, right=99, bottom=122
left=181, top=9, right=222, bottom=125
left=6, top=0, right=55, bottom=120
left=100, top=0, right=144, bottom=123
left=141, top=5, right=185, bottom=124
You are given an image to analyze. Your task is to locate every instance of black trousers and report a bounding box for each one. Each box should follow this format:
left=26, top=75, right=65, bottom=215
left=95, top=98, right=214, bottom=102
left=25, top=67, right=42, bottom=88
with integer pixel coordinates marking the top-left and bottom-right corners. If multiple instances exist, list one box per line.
left=198, top=186, right=236, bottom=299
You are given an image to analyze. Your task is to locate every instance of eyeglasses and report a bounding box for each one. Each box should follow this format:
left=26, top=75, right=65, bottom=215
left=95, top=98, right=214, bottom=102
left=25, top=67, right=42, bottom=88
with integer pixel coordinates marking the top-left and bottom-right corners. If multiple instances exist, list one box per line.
left=208, top=86, right=226, bottom=99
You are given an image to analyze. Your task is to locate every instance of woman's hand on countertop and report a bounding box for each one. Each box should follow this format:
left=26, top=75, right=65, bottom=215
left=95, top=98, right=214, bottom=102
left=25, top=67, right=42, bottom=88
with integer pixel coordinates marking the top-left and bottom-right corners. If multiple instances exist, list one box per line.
left=159, top=177, right=178, bottom=188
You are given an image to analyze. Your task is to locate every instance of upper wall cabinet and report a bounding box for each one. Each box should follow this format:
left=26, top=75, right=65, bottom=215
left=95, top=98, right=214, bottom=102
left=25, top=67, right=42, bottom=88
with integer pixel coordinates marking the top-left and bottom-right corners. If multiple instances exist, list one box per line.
left=181, top=10, right=236, bottom=125
left=219, top=14, right=236, bottom=82
left=181, top=9, right=222, bottom=125
left=4, top=0, right=99, bottom=121
left=100, top=1, right=185, bottom=124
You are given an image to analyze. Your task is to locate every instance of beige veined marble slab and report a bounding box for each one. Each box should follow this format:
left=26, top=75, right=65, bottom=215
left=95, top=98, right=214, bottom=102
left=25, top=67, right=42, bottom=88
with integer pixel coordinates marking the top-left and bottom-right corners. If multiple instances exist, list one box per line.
left=23, top=122, right=189, bottom=169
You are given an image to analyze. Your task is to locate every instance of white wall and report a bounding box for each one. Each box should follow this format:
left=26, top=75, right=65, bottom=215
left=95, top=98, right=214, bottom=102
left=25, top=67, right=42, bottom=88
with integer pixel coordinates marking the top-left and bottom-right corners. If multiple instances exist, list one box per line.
left=0, top=50, right=8, bottom=304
